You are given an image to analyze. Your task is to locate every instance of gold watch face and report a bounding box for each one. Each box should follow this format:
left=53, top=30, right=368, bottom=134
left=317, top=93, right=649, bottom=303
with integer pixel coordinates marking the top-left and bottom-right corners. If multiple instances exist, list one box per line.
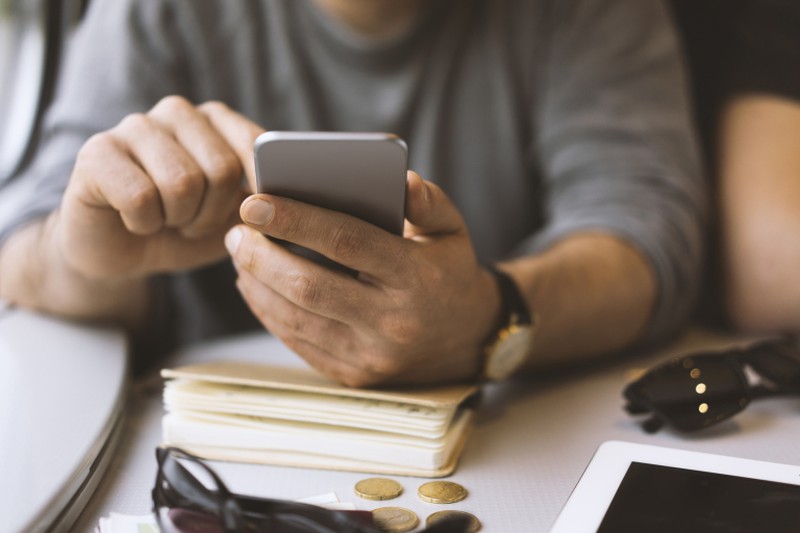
left=485, top=324, right=533, bottom=381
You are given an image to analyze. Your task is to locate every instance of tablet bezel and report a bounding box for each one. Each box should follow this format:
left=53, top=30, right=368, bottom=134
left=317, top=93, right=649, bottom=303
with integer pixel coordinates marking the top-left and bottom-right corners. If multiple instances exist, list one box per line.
left=550, top=440, right=800, bottom=532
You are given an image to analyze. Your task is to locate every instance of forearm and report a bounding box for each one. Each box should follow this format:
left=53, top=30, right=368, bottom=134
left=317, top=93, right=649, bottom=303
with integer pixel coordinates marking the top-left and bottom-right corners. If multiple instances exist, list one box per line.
left=503, top=232, right=656, bottom=370
left=720, top=95, right=800, bottom=332
left=531, top=0, right=703, bottom=355
left=0, top=212, right=149, bottom=329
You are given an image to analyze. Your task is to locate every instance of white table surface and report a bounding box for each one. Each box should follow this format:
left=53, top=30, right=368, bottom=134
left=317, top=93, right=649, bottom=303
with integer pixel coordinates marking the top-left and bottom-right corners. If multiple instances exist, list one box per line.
left=71, top=327, right=800, bottom=532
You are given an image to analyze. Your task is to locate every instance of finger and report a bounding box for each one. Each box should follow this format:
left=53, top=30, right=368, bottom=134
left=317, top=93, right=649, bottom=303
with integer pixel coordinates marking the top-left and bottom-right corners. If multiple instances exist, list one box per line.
left=225, top=224, right=370, bottom=324
left=235, top=266, right=350, bottom=351
left=148, top=96, right=246, bottom=237
left=238, top=194, right=406, bottom=278
left=142, top=228, right=230, bottom=273
left=72, top=132, right=165, bottom=235
left=110, top=112, right=206, bottom=227
left=198, top=101, right=266, bottom=193
left=235, top=272, right=378, bottom=387
left=282, top=339, right=380, bottom=388
left=403, top=171, right=466, bottom=238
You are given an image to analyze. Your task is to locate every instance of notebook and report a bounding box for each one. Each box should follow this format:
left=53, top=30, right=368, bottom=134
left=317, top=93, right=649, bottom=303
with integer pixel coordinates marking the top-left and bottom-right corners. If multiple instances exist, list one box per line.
left=0, top=307, right=128, bottom=532
left=161, top=361, right=480, bottom=478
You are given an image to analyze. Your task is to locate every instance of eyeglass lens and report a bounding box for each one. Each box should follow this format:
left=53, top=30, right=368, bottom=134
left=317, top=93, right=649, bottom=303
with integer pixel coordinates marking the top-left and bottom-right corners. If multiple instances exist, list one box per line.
left=154, top=448, right=385, bottom=533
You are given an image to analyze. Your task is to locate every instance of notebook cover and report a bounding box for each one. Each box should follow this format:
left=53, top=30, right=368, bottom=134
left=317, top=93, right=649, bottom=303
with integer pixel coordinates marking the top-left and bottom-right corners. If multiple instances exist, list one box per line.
left=162, top=361, right=479, bottom=409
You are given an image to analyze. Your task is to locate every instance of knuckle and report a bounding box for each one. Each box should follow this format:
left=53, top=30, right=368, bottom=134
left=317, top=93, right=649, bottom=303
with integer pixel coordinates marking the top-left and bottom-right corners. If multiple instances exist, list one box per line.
left=287, top=273, right=322, bottom=308
left=330, top=221, right=362, bottom=261
left=381, top=314, right=422, bottom=347
left=282, top=307, right=308, bottom=336
left=116, top=112, right=152, bottom=135
left=282, top=209, right=311, bottom=240
left=239, top=241, right=259, bottom=272
left=152, top=95, right=193, bottom=116
left=77, top=132, right=114, bottom=160
left=198, top=100, right=230, bottom=115
left=412, top=260, right=444, bottom=290
left=206, top=153, right=241, bottom=184
left=125, top=182, right=160, bottom=213
left=166, top=169, right=204, bottom=201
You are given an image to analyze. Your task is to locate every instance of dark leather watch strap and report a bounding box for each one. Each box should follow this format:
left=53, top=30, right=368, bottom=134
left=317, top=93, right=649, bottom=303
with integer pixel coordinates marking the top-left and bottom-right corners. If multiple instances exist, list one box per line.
left=486, top=264, right=531, bottom=327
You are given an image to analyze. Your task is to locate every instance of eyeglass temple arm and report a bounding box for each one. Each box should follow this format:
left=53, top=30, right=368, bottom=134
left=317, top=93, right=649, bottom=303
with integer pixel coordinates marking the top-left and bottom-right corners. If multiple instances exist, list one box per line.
left=624, top=400, right=650, bottom=415
left=641, top=415, right=664, bottom=433
left=743, top=338, right=800, bottom=393
left=623, top=401, right=664, bottom=432
left=624, top=396, right=665, bottom=432
left=160, top=453, right=228, bottom=511
left=748, top=384, right=798, bottom=400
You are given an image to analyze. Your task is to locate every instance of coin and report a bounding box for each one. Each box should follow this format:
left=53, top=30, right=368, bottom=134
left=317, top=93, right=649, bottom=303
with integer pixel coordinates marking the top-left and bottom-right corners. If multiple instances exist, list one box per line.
left=372, top=506, right=420, bottom=532
left=417, top=480, right=468, bottom=504
left=426, top=510, right=482, bottom=532
left=354, top=477, right=404, bottom=501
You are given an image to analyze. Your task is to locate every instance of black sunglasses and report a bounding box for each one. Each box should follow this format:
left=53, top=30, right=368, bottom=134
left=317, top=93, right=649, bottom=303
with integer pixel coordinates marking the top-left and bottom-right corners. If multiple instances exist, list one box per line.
left=623, top=337, right=800, bottom=433
left=153, top=447, right=474, bottom=533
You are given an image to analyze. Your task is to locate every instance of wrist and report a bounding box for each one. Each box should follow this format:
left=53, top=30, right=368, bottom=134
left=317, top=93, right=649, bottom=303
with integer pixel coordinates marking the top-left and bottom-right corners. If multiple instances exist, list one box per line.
left=4, top=213, right=149, bottom=326
left=478, top=264, right=535, bottom=382
left=0, top=218, right=50, bottom=306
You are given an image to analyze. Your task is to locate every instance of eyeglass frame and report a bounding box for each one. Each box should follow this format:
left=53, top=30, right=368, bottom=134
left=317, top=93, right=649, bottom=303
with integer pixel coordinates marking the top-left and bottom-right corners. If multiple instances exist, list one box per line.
left=152, top=446, right=474, bottom=533
left=152, top=446, right=381, bottom=533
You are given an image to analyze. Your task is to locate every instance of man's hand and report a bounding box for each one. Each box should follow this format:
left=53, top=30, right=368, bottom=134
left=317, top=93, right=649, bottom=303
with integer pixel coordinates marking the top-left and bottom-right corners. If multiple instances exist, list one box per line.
left=0, top=96, right=267, bottom=326
left=225, top=171, right=499, bottom=387
left=58, top=96, right=264, bottom=279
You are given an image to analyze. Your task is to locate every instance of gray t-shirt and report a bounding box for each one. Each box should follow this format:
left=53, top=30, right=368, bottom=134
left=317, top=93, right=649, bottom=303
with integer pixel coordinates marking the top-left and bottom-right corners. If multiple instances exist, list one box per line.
left=3, top=0, right=705, bottom=358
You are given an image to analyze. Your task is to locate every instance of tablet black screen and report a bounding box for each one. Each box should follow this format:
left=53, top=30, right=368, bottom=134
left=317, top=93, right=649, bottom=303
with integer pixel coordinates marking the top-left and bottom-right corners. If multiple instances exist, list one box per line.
left=597, top=462, right=800, bottom=533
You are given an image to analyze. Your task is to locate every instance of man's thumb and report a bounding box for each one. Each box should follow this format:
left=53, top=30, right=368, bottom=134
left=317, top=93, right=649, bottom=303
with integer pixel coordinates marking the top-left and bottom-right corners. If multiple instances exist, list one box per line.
left=403, top=171, right=465, bottom=237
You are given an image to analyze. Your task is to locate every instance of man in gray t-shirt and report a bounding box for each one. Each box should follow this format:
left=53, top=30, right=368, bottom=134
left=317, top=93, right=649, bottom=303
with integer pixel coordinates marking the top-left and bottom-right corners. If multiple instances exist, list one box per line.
left=0, top=0, right=704, bottom=386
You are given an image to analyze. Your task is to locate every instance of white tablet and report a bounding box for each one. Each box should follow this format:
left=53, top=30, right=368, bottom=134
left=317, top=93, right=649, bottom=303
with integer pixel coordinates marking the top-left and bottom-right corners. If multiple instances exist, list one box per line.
left=551, top=440, right=800, bottom=533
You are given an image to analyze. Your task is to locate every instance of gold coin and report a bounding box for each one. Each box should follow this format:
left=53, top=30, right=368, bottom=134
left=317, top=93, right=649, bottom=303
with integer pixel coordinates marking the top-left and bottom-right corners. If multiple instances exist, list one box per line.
left=417, top=480, right=468, bottom=504
left=371, top=507, right=420, bottom=533
left=354, top=477, right=404, bottom=501
left=426, top=510, right=482, bottom=532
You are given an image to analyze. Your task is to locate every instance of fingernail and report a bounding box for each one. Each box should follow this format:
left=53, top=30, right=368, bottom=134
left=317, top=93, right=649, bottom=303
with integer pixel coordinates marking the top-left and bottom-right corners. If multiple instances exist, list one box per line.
left=242, top=198, right=274, bottom=226
left=411, top=172, right=431, bottom=204
left=422, top=180, right=431, bottom=204
left=225, top=227, right=242, bottom=255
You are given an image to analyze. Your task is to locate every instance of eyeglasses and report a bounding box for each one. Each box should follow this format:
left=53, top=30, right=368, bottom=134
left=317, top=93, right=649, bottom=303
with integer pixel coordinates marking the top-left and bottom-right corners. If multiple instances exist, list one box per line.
left=153, top=447, right=473, bottom=533
left=623, top=337, right=800, bottom=433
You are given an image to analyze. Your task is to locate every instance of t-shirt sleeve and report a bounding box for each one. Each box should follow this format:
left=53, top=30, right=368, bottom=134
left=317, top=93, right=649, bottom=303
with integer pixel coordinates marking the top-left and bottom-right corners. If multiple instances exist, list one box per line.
left=0, top=0, right=191, bottom=243
left=519, top=0, right=707, bottom=344
left=727, top=0, right=800, bottom=102
left=0, top=0, right=201, bottom=362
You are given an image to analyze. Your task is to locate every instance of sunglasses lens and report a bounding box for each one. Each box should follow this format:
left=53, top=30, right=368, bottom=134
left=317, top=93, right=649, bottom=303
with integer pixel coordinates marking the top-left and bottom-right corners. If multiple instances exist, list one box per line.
left=625, top=354, right=751, bottom=431
left=156, top=506, right=225, bottom=533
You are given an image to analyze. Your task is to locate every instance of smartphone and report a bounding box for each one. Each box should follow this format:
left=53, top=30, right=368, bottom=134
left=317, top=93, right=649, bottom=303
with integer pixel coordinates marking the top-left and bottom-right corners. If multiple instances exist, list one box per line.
left=253, top=131, right=408, bottom=270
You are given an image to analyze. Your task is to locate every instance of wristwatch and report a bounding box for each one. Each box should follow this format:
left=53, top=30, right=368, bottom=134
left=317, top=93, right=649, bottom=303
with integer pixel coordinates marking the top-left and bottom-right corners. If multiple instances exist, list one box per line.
left=481, top=265, right=535, bottom=381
